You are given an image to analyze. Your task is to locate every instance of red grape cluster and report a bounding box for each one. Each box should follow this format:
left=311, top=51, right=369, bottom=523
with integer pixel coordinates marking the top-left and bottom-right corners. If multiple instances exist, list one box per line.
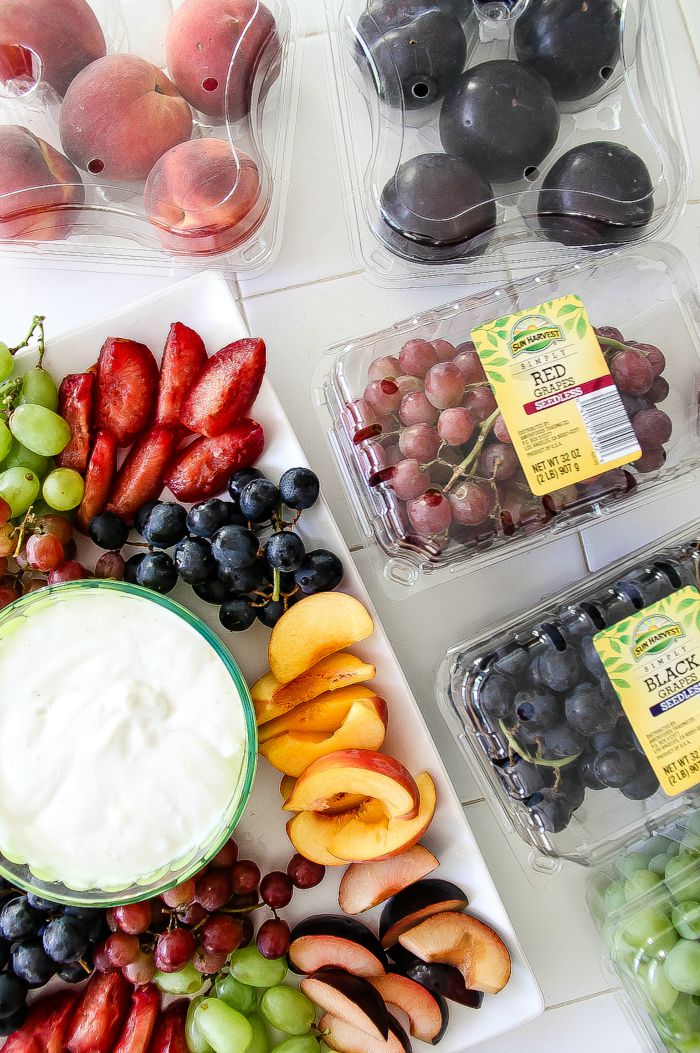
left=345, top=328, right=672, bottom=556
left=0, top=508, right=85, bottom=611
left=93, top=841, right=326, bottom=987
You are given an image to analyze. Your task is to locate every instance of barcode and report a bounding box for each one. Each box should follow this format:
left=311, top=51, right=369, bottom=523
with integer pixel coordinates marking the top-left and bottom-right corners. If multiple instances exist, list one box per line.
left=577, top=387, right=641, bottom=465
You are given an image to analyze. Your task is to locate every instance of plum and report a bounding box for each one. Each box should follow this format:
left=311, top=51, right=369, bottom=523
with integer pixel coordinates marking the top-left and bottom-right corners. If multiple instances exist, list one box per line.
left=514, top=0, right=621, bottom=104
left=300, top=969, right=391, bottom=1042
left=380, top=878, right=469, bottom=949
left=370, top=972, right=448, bottom=1044
left=390, top=946, right=484, bottom=1009
left=0, top=125, right=84, bottom=241
left=338, top=845, right=439, bottom=914
left=538, top=141, right=654, bottom=247
left=379, top=152, right=496, bottom=261
left=0, top=0, right=105, bottom=97
left=356, top=1, right=468, bottom=110
left=440, top=60, right=560, bottom=183
left=289, top=915, right=389, bottom=977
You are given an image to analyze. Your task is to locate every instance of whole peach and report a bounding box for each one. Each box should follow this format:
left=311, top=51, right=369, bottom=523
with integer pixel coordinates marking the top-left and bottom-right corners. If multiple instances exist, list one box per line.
left=144, top=137, right=265, bottom=255
left=59, top=54, right=193, bottom=181
left=165, top=0, right=277, bottom=121
left=0, top=0, right=105, bottom=97
left=0, top=125, right=84, bottom=240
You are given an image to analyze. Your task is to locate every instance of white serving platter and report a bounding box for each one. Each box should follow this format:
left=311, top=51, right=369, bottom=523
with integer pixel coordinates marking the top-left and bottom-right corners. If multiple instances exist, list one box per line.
left=7, top=273, right=543, bottom=1052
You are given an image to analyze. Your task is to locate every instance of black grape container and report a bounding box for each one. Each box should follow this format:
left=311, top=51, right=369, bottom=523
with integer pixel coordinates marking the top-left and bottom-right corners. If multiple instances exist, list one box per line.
left=324, top=0, right=689, bottom=286
left=437, top=520, right=700, bottom=869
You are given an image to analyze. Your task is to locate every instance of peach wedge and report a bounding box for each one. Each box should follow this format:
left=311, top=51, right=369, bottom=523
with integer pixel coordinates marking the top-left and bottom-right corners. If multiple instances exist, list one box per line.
left=258, top=685, right=386, bottom=744
left=284, top=750, right=419, bottom=821
left=329, top=772, right=436, bottom=863
left=268, top=593, right=374, bottom=685
left=253, top=652, right=377, bottom=726
left=260, top=698, right=389, bottom=777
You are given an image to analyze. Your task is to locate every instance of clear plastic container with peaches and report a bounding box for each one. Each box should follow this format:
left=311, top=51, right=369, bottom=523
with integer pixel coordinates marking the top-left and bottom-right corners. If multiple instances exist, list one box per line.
left=0, top=0, right=301, bottom=275
left=314, top=242, right=700, bottom=594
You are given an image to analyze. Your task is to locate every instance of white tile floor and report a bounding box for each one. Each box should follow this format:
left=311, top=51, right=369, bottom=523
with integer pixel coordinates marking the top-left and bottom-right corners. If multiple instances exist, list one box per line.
left=1, top=2, right=699, bottom=1049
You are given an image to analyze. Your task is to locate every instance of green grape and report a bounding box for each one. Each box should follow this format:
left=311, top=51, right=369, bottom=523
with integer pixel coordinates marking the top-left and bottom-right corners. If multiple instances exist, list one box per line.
left=0, top=467, right=40, bottom=517
left=247, top=1013, right=271, bottom=1053
left=154, top=962, right=203, bottom=996
left=673, top=903, right=700, bottom=941
left=650, top=853, right=672, bottom=879
left=0, top=421, right=11, bottom=463
left=623, top=907, right=678, bottom=957
left=186, top=996, right=215, bottom=1053
left=685, top=813, right=700, bottom=838
left=18, top=368, right=58, bottom=411
left=639, top=835, right=674, bottom=861
left=617, top=853, right=649, bottom=879
left=638, top=958, right=679, bottom=1014
left=229, top=947, right=288, bottom=988
left=682, top=834, right=700, bottom=858
left=667, top=855, right=700, bottom=902
left=656, top=993, right=700, bottom=1042
left=214, top=973, right=257, bottom=1015
left=0, top=342, right=13, bottom=383
left=603, top=881, right=626, bottom=914
left=1, top=438, right=51, bottom=478
left=665, top=941, right=700, bottom=995
left=270, top=1039, right=320, bottom=1053
left=260, top=986, right=315, bottom=1036
left=42, top=468, right=84, bottom=511
left=193, top=999, right=252, bottom=1053
left=625, top=870, right=662, bottom=901
left=674, top=1035, right=700, bottom=1053
left=9, top=404, right=71, bottom=457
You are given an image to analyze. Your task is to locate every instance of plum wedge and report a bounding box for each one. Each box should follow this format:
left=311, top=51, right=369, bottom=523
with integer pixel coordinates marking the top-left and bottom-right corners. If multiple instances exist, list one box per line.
left=93, top=337, right=159, bottom=447
left=300, top=969, right=390, bottom=1042
left=155, top=322, right=207, bottom=430
left=179, top=337, right=265, bottom=437
left=319, top=1012, right=412, bottom=1053
left=338, top=845, right=439, bottom=915
left=3, top=990, right=79, bottom=1053
left=398, top=912, right=511, bottom=995
left=380, top=879, right=470, bottom=950
left=370, top=973, right=448, bottom=1045
left=289, top=915, right=388, bottom=977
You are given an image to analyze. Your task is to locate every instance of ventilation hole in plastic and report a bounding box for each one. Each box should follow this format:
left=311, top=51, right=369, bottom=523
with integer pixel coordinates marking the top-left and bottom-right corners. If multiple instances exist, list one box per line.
left=600, top=65, right=614, bottom=81
left=579, top=601, right=607, bottom=631
left=524, top=166, right=540, bottom=182
left=202, top=77, right=219, bottom=92
left=0, top=44, right=41, bottom=99
left=411, top=81, right=430, bottom=99
left=537, top=622, right=568, bottom=652
left=87, top=159, right=105, bottom=175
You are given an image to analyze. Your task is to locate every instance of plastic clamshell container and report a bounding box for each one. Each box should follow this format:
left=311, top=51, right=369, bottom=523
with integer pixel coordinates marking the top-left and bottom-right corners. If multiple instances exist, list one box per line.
left=587, top=806, right=700, bottom=1053
left=0, top=0, right=302, bottom=276
left=324, top=0, right=689, bottom=286
left=437, top=520, right=700, bottom=868
left=314, top=243, right=700, bottom=593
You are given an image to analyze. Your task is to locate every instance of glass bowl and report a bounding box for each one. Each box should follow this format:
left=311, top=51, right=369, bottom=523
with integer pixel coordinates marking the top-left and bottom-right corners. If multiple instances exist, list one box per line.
left=0, top=579, right=257, bottom=907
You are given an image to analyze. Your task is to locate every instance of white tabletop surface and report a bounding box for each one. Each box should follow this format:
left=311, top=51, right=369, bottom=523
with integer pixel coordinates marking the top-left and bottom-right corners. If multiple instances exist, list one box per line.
left=1, top=3, right=699, bottom=1049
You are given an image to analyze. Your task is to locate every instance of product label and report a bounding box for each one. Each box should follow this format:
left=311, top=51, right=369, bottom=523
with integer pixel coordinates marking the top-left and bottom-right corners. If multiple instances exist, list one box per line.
left=594, top=587, right=700, bottom=796
left=471, top=295, right=641, bottom=496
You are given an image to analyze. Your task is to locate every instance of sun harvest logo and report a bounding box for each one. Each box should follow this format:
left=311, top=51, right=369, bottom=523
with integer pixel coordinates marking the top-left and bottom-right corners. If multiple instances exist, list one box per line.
left=509, top=314, right=564, bottom=356
left=632, top=615, right=684, bottom=661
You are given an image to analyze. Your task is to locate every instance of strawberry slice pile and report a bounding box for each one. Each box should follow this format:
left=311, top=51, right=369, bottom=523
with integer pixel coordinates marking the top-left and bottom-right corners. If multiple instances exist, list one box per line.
left=65, top=322, right=266, bottom=530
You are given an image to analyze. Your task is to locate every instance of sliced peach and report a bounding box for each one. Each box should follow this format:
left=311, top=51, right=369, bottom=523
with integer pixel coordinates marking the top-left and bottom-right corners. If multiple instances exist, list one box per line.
left=284, top=750, right=419, bottom=821
left=281, top=775, right=366, bottom=816
left=280, top=775, right=296, bottom=802
left=338, top=844, right=440, bottom=915
left=260, top=699, right=388, bottom=777
left=259, top=685, right=386, bottom=744
left=330, top=773, right=437, bottom=863
left=254, top=655, right=376, bottom=726
left=286, top=812, right=350, bottom=867
left=398, top=912, right=511, bottom=995
left=269, top=593, right=374, bottom=685
left=252, top=670, right=279, bottom=705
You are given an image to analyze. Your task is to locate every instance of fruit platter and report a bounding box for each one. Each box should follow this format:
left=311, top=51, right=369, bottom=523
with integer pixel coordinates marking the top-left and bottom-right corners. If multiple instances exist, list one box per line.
left=0, top=0, right=301, bottom=274
left=325, top=0, right=688, bottom=284
left=0, top=274, right=543, bottom=1052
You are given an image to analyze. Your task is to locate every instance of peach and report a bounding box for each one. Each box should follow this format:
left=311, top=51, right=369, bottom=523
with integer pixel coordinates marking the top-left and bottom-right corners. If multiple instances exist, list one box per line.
left=284, top=750, right=420, bottom=821
left=0, top=0, right=105, bottom=97
left=282, top=776, right=368, bottom=817
left=286, top=811, right=349, bottom=867
left=0, top=125, right=84, bottom=241
left=269, top=594, right=374, bottom=685
left=329, top=773, right=437, bottom=863
left=165, top=0, right=277, bottom=121
left=260, top=698, right=389, bottom=777
left=59, top=54, right=192, bottom=181
left=144, top=137, right=264, bottom=255
left=258, top=685, right=387, bottom=744
left=253, top=653, right=377, bottom=726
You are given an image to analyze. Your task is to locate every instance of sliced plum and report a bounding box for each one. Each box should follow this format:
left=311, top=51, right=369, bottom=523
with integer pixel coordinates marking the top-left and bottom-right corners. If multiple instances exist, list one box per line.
left=370, top=972, right=448, bottom=1045
left=390, top=950, right=483, bottom=1010
left=319, top=1011, right=412, bottom=1053
left=338, top=845, right=439, bottom=915
left=398, top=912, right=511, bottom=995
left=300, top=969, right=390, bottom=1041
left=290, top=915, right=387, bottom=972
left=379, top=879, right=469, bottom=949
left=290, top=934, right=387, bottom=978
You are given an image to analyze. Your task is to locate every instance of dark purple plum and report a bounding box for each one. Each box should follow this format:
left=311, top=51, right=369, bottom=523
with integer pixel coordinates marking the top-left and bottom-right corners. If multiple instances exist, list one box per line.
left=379, top=152, right=496, bottom=261
left=514, top=0, right=621, bottom=103
left=289, top=915, right=388, bottom=975
left=389, top=948, right=484, bottom=1009
left=379, top=879, right=469, bottom=950
left=439, top=60, right=560, bottom=183
left=538, top=142, right=654, bottom=247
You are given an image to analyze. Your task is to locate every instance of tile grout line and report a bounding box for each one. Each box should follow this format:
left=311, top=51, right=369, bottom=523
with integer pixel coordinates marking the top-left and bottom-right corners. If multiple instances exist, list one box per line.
left=240, top=268, right=364, bottom=302
left=544, top=986, right=622, bottom=1013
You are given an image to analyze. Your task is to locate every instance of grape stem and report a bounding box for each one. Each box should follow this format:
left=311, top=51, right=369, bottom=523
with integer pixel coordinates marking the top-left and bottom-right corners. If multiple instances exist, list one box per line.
left=272, top=568, right=281, bottom=603
left=444, top=409, right=501, bottom=493
left=12, top=506, right=34, bottom=559
left=8, top=315, right=46, bottom=365
left=597, top=336, right=634, bottom=356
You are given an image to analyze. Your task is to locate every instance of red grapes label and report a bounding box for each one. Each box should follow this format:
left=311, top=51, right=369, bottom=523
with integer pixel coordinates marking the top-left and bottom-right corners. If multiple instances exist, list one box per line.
left=472, top=295, right=641, bottom=496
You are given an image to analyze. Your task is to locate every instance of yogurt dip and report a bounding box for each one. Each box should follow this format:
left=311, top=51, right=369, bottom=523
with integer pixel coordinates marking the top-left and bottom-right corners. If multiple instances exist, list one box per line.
left=0, top=586, right=249, bottom=890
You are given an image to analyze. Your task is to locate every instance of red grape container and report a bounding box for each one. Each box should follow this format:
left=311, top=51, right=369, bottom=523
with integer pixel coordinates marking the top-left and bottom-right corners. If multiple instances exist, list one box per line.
left=323, top=0, right=689, bottom=286
left=437, top=519, right=700, bottom=870
left=314, top=243, right=700, bottom=594
left=0, top=0, right=302, bottom=276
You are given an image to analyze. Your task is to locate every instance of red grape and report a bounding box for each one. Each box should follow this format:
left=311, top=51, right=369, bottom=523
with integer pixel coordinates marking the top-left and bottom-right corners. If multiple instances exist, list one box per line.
left=287, top=853, right=325, bottom=890
left=399, top=391, right=439, bottom=427
left=543, top=485, right=579, bottom=514
left=211, top=839, right=238, bottom=869
left=155, top=927, right=197, bottom=972
left=454, top=347, right=487, bottom=385
left=398, top=424, right=440, bottom=462
left=256, top=918, right=291, bottom=960
left=239, top=916, right=254, bottom=947
left=629, top=341, right=666, bottom=377
left=388, top=459, right=430, bottom=501
left=193, top=950, right=227, bottom=975
left=368, top=355, right=401, bottom=382
left=201, top=914, right=244, bottom=956
left=36, top=514, right=73, bottom=545
left=394, top=375, right=423, bottom=397
left=111, top=902, right=152, bottom=935
left=0, top=524, right=15, bottom=557
left=636, top=447, right=667, bottom=473
left=0, top=497, right=12, bottom=527
left=260, top=872, right=294, bottom=909
left=0, top=586, right=17, bottom=611
left=399, top=339, right=437, bottom=378
left=364, top=379, right=402, bottom=416
left=122, top=950, right=156, bottom=986
left=161, top=879, right=196, bottom=910
left=431, top=339, right=457, bottom=362
left=649, top=376, right=669, bottom=404
left=493, top=414, right=512, bottom=443
left=178, top=902, right=207, bottom=927
left=229, top=891, right=259, bottom=911
left=92, top=940, right=112, bottom=974
left=47, top=560, right=87, bottom=584
left=196, top=870, right=232, bottom=911
left=610, top=349, right=653, bottom=396
left=0, top=557, right=6, bottom=577
left=463, top=385, right=497, bottom=423
left=26, top=533, right=64, bottom=572
left=231, top=860, right=261, bottom=895
left=424, top=363, right=465, bottom=410
left=595, top=325, right=624, bottom=343
left=449, top=480, right=494, bottom=525
left=407, top=490, right=453, bottom=535
left=105, top=932, right=140, bottom=968
left=480, top=443, right=519, bottom=480
left=632, top=408, right=672, bottom=449
left=437, top=407, right=475, bottom=446
left=95, top=551, right=126, bottom=580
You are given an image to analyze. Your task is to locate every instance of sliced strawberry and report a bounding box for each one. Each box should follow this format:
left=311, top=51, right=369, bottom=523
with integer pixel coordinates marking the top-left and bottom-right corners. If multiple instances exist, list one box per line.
left=111, top=984, right=160, bottom=1053
left=3, top=991, right=79, bottom=1053
left=179, top=337, right=266, bottom=438
left=56, top=372, right=94, bottom=473
left=156, top=322, right=208, bottom=430
left=65, top=971, right=130, bottom=1053
left=164, top=418, right=265, bottom=502
left=147, top=1000, right=189, bottom=1053
left=75, top=429, right=118, bottom=534
left=106, top=426, right=178, bottom=524
left=93, top=337, right=159, bottom=447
